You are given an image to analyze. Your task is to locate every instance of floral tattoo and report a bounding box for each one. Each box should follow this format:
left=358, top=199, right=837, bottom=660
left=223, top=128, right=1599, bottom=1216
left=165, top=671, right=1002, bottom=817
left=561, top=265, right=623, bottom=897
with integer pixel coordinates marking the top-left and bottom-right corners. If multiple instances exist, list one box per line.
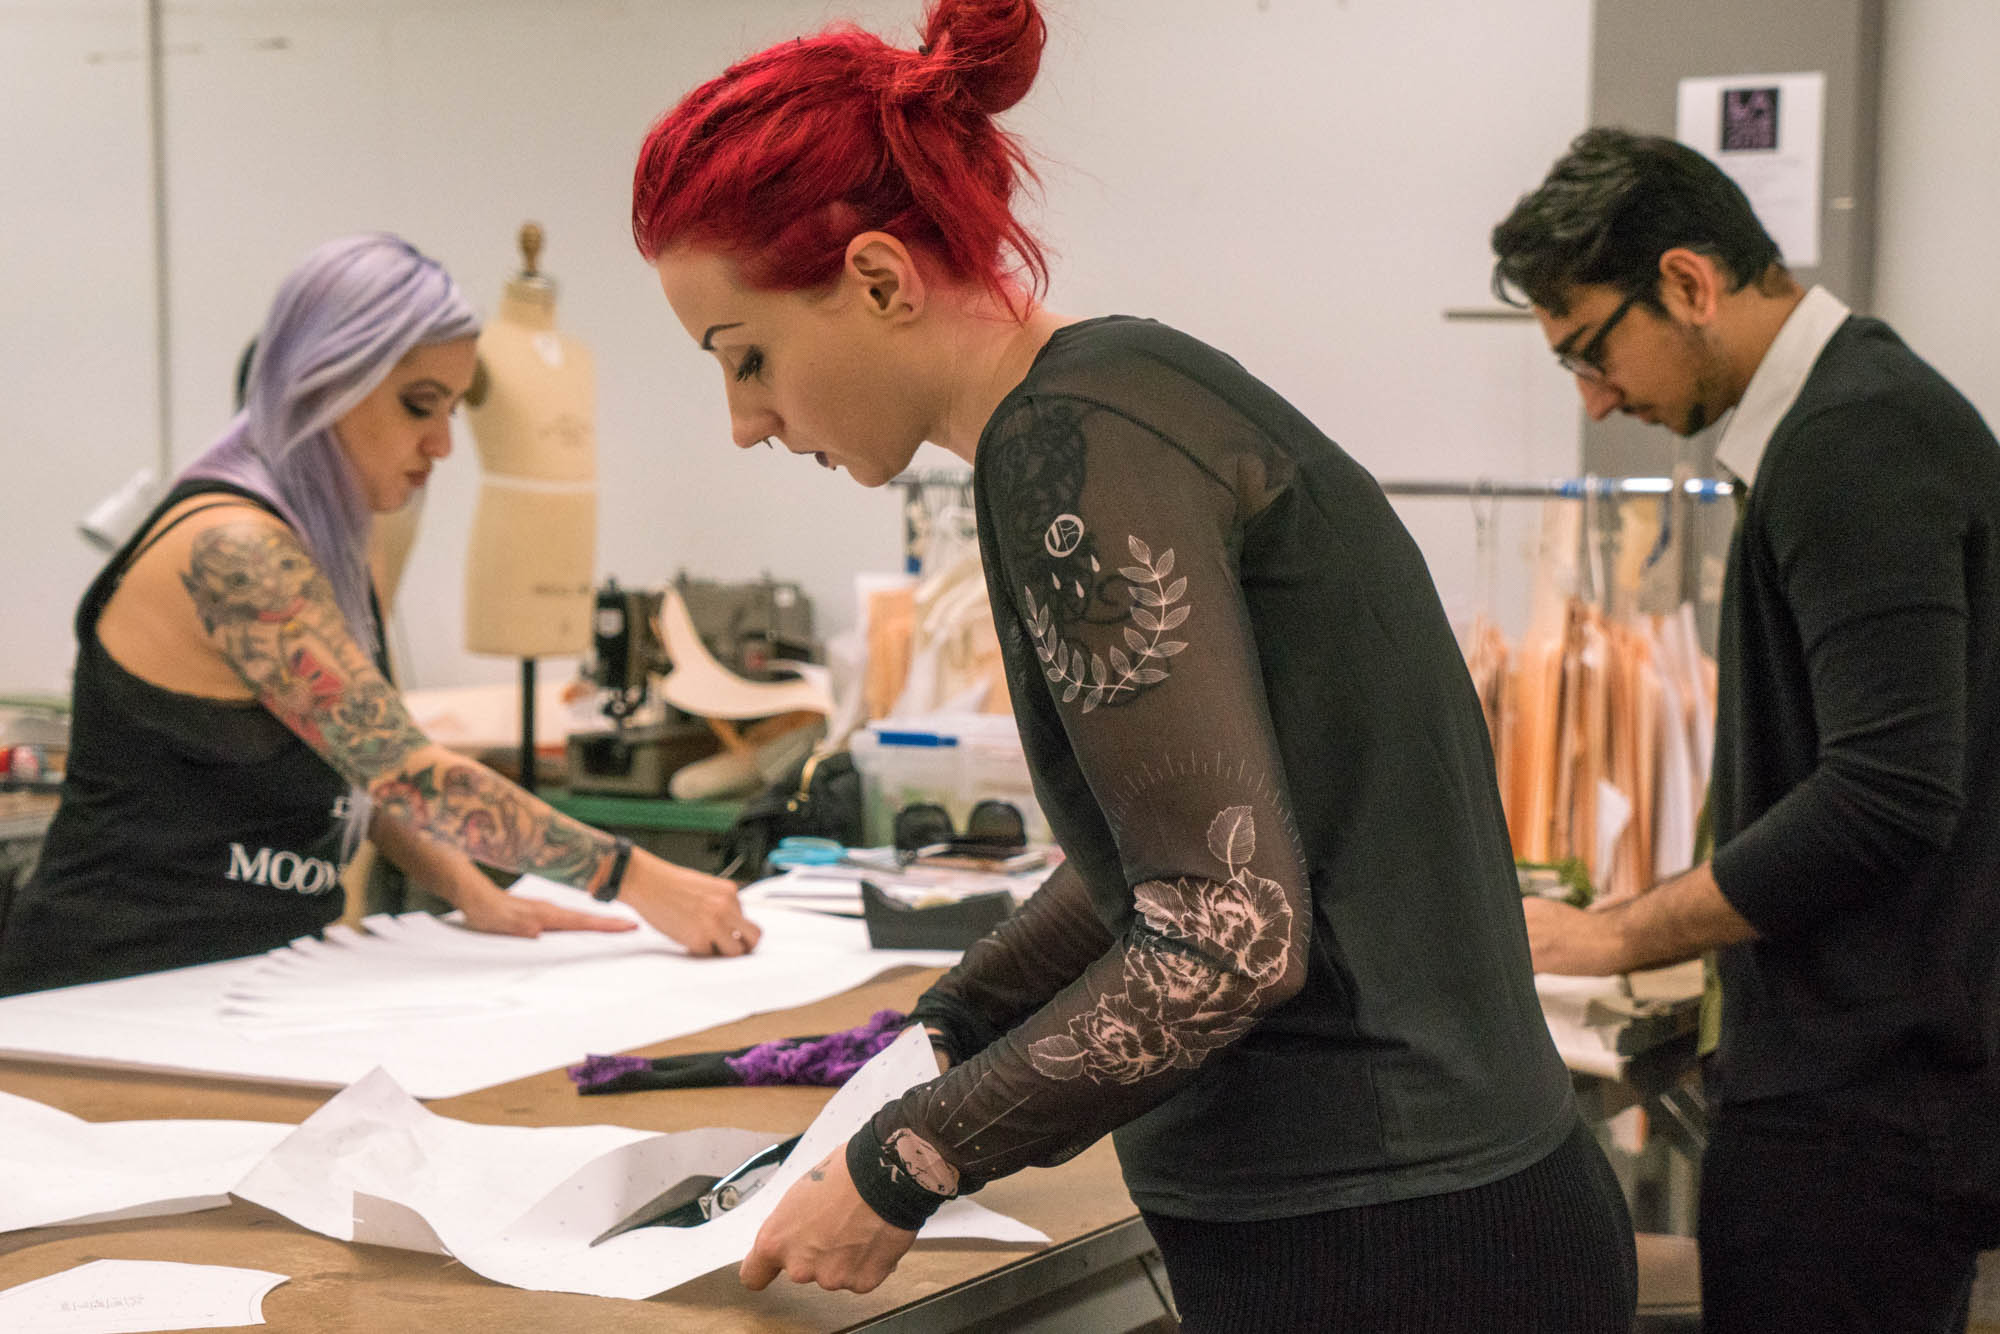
left=186, top=521, right=612, bottom=886
left=184, top=524, right=424, bottom=778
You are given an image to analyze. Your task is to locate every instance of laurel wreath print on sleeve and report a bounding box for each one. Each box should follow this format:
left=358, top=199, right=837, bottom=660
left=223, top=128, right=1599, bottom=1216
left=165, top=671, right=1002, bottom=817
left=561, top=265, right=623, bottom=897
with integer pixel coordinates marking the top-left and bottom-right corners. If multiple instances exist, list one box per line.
left=1023, top=531, right=1188, bottom=714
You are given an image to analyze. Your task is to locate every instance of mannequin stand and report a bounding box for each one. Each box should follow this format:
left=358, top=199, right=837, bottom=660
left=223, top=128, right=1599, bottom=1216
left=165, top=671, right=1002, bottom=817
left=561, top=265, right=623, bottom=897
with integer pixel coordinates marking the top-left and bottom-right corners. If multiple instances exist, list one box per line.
left=520, top=658, right=537, bottom=793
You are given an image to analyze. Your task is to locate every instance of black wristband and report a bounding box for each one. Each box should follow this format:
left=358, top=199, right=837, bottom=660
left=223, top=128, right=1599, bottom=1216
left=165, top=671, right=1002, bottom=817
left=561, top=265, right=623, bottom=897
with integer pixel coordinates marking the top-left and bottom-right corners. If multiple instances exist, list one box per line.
left=593, top=836, right=634, bottom=903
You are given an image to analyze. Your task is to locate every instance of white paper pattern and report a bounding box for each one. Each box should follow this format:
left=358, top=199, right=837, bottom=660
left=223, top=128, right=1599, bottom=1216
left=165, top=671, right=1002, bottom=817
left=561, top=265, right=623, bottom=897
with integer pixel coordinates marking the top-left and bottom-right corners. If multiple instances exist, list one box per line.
left=0, top=1260, right=285, bottom=1334
left=0, top=882, right=959, bottom=1098
left=0, top=1093, right=293, bottom=1235
left=234, top=1034, right=1046, bottom=1300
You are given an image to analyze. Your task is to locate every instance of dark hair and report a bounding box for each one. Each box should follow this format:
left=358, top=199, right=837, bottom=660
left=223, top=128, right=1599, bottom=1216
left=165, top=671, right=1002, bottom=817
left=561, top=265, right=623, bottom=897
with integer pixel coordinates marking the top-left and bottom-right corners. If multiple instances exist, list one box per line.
left=1490, top=127, right=1783, bottom=315
left=631, top=0, right=1048, bottom=315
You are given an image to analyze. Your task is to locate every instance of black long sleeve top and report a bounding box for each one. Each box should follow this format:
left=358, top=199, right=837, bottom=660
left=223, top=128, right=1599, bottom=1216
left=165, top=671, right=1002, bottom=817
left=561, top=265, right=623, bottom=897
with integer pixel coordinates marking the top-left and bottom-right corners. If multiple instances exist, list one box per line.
left=1707, top=316, right=2000, bottom=1103
left=846, top=317, right=1573, bottom=1228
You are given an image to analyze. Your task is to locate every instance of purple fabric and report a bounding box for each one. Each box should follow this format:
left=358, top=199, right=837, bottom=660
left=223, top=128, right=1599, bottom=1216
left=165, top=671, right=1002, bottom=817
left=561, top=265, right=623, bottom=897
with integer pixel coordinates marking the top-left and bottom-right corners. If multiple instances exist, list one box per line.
left=728, top=1009, right=909, bottom=1086
left=567, top=1053, right=652, bottom=1090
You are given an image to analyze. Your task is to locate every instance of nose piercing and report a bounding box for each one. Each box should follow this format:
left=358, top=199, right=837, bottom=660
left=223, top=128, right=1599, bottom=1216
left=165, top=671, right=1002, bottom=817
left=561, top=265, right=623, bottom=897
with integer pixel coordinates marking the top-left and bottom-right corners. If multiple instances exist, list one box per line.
left=760, top=438, right=774, bottom=449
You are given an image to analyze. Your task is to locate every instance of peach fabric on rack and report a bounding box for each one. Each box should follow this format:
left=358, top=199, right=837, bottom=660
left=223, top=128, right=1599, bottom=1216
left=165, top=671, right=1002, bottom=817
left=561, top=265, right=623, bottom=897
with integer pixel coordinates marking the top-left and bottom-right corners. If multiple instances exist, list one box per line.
left=1461, top=501, right=1717, bottom=900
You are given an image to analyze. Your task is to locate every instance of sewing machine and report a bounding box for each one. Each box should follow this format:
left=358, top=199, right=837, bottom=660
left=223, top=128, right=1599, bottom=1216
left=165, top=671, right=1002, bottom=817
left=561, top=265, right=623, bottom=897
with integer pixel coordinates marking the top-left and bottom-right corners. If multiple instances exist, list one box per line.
left=563, top=575, right=818, bottom=797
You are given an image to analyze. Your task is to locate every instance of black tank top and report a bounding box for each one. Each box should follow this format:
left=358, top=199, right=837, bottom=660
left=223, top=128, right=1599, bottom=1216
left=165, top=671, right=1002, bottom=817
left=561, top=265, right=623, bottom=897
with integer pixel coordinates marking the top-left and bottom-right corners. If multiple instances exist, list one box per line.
left=0, top=481, right=371, bottom=995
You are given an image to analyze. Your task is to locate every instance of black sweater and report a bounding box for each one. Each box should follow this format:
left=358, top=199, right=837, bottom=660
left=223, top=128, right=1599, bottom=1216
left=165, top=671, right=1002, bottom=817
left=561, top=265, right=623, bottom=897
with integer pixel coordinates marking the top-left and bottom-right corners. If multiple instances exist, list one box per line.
left=848, top=317, right=1574, bottom=1228
left=1708, top=317, right=2000, bottom=1103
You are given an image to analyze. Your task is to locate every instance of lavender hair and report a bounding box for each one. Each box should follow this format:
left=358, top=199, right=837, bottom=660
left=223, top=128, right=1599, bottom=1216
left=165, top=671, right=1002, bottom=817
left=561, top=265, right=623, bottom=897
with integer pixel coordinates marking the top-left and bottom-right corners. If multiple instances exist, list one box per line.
left=180, top=233, right=479, bottom=853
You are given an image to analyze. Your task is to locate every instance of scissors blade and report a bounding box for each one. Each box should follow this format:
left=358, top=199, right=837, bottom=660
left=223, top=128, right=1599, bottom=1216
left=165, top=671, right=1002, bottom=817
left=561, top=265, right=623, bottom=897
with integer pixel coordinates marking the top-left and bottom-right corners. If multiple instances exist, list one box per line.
left=588, top=1172, right=722, bottom=1247
left=703, top=1133, right=805, bottom=1218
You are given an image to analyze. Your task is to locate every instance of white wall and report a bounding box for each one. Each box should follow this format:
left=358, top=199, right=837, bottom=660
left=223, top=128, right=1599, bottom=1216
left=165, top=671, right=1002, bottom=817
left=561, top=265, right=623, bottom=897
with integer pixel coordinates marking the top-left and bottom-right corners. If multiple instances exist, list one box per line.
left=1875, top=0, right=2000, bottom=428
left=0, top=2, right=157, bottom=691
left=1, top=0, right=1592, bottom=692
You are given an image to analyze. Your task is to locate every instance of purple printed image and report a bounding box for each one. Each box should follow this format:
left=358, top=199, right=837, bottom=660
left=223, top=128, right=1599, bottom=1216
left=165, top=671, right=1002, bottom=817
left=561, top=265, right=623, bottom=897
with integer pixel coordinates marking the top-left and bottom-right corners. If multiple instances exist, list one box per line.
left=1721, top=87, right=1780, bottom=152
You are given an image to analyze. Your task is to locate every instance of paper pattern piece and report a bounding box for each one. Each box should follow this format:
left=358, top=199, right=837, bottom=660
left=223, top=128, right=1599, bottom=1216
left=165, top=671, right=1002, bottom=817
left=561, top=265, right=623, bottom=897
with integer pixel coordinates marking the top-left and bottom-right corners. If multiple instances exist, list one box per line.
left=236, top=1032, right=1046, bottom=1300
left=742, top=860, right=1056, bottom=919
left=1536, top=974, right=1632, bottom=1079
left=0, top=881, right=959, bottom=1098
left=0, top=1260, right=285, bottom=1334
left=0, top=1092, right=293, bottom=1235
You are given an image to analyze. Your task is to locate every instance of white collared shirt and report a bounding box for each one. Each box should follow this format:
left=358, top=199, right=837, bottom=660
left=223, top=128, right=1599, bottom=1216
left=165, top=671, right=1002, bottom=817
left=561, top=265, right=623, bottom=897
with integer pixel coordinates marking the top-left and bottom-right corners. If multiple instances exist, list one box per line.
left=1712, top=285, right=1852, bottom=487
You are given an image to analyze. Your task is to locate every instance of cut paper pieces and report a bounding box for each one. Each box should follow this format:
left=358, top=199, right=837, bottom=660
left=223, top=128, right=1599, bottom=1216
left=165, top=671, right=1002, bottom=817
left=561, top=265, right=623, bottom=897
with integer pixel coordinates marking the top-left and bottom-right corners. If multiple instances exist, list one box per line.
left=1535, top=973, right=1635, bottom=1079
left=1535, top=963, right=1703, bottom=1080
left=0, top=880, right=959, bottom=1098
left=0, top=1260, right=286, bottom=1334
left=235, top=1033, right=1046, bottom=1300
left=0, top=1092, right=293, bottom=1235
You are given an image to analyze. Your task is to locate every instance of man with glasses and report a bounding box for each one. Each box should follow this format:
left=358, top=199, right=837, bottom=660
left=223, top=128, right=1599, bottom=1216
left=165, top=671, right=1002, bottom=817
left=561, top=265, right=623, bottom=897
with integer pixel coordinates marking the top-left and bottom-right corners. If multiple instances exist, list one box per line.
left=1491, top=126, right=2000, bottom=1332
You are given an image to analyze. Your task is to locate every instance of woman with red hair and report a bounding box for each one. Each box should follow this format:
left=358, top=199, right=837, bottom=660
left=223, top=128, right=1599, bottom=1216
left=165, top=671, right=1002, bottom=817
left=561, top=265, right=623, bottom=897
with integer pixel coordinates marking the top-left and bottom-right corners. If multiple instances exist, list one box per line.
left=636, top=2, right=1635, bottom=1326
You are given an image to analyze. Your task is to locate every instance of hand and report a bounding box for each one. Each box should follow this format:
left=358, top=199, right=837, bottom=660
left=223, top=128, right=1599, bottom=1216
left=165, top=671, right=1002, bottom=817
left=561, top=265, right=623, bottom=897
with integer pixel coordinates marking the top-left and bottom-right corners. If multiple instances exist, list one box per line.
left=741, top=1149, right=916, bottom=1294
left=1522, top=895, right=1626, bottom=976
left=456, top=885, right=637, bottom=938
left=618, top=848, right=763, bottom=956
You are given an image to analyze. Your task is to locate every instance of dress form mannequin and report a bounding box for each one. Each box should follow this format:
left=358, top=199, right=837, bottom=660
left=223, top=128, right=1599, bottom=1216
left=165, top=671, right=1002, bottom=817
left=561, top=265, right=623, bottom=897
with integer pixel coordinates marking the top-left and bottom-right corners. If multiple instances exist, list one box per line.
left=463, top=223, right=597, bottom=659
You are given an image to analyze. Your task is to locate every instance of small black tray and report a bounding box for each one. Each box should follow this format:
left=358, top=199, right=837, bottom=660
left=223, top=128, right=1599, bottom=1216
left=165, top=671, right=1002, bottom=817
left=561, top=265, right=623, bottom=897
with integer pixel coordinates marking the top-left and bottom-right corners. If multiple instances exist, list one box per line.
left=861, top=879, right=1015, bottom=950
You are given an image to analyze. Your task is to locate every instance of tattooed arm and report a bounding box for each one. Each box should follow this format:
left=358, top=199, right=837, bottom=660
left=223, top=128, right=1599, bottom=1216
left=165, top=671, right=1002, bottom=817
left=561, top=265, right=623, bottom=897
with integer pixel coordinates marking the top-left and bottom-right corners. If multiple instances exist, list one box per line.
left=367, top=809, right=637, bottom=938
left=180, top=512, right=758, bottom=955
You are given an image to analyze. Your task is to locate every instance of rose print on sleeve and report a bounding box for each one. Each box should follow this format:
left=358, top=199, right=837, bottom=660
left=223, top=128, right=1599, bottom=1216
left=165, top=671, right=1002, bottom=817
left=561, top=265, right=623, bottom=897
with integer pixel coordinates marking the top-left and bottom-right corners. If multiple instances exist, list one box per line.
left=1027, top=806, right=1294, bottom=1084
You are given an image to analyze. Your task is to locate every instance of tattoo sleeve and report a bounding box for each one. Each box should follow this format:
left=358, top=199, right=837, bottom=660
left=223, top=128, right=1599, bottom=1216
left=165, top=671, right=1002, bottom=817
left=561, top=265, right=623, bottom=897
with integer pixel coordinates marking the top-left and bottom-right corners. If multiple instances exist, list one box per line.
left=187, top=519, right=614, bottom=887
left=368, top=762, right=611, bottom=886
left=185, top=522, right=425, bottom=778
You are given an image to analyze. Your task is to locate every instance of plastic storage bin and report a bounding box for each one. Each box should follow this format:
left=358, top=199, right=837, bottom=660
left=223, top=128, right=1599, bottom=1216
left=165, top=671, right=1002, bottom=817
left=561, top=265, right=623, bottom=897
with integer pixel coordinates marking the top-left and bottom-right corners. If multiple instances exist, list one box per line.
left=849, top=715, right=1051, bottom=848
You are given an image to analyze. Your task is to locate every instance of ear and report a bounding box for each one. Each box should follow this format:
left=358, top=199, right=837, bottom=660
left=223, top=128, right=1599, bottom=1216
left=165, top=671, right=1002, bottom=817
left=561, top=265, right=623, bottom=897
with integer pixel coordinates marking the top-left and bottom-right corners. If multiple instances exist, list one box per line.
left=843, top=232, right=926, bottom=324
left=1657, top=248, right=1724, bottom=325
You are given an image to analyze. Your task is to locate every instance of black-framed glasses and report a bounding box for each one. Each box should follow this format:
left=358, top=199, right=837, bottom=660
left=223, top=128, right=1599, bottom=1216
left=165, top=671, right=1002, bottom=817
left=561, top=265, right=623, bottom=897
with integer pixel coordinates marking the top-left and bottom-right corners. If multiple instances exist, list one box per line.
left=892, top=799, right=1027, bottom=855
left=1556, top=291, right=1640, bottom=384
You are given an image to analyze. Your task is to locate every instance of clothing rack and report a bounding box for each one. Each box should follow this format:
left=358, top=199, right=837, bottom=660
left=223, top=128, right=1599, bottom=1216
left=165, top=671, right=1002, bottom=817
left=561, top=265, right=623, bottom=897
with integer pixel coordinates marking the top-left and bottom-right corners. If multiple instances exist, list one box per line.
left=1377, top=476, right=1735, bottom=500
left=891, top=469, right=976, bottom=574
left=1380, top=475, right=1736, bottom=615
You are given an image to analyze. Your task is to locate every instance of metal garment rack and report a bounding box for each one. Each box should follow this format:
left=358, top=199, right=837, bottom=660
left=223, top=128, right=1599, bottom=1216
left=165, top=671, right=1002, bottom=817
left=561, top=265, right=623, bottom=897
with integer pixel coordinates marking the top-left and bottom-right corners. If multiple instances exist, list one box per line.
left=891, top=469, right=977, bottom=574
left=1376, top=475, right=1735, bottom=500
left=1379, top=475, right=1736, bottom=625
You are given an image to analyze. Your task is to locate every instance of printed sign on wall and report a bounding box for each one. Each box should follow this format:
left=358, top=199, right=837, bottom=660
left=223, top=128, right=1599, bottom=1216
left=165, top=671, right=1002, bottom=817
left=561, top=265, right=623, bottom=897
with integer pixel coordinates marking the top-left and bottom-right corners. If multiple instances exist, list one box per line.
left=1676, top=71, right=1826, bottom=268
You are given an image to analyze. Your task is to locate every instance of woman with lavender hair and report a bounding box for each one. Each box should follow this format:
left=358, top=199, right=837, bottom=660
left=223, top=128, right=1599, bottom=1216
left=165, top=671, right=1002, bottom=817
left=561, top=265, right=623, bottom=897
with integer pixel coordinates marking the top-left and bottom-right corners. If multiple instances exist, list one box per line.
left=0, top=234, right=758, bottom=996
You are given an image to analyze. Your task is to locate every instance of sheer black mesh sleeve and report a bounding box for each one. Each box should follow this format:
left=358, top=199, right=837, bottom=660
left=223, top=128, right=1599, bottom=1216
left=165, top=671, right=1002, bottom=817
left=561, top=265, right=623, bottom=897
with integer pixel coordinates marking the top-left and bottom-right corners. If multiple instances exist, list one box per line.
left=847, top=390, right=1312, bottom=1227
left=906, top=861, right=1113, bottom=1066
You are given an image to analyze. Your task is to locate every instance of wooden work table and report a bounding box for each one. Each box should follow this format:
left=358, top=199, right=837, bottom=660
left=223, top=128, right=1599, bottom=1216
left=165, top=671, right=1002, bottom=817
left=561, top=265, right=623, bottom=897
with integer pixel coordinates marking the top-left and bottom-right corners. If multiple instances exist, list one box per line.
left=0, top=967, right=1168, bottom=1333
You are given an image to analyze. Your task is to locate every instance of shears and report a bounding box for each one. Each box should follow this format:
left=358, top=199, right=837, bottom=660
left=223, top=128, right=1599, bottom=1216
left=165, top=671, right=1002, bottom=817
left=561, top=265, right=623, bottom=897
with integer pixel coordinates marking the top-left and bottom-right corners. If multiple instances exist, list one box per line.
left=589, top=1133, right=803, bottom=1246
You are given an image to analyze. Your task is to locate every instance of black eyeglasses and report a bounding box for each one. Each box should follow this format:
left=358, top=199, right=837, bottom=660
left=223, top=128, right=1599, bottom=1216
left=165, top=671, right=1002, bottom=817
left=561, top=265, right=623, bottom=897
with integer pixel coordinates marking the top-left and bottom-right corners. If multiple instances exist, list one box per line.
left=892, top=799, right=1027, bottom=855
left=1556, top=291, right=1640, bottom=384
